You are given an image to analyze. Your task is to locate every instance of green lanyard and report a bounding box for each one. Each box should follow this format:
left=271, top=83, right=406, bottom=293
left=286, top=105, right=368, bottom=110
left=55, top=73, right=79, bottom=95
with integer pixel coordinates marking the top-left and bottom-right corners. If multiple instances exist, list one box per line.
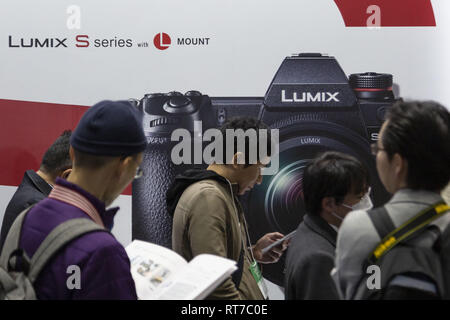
left=227, top=180, right=268, bottom=299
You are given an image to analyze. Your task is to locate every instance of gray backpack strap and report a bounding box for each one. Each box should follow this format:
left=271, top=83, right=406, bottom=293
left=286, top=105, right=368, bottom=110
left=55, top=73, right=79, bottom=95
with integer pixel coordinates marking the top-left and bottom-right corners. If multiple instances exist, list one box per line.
left=0, top=206, right=35, bottom=269
left=0, top=266, right=19, bottom=294
left=27, top=218, right=107, bottom=283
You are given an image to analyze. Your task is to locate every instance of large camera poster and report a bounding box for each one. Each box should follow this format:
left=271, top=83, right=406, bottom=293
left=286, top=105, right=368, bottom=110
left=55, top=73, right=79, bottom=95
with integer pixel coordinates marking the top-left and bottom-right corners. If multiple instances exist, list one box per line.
left=1, top=0, right=449, bottom=296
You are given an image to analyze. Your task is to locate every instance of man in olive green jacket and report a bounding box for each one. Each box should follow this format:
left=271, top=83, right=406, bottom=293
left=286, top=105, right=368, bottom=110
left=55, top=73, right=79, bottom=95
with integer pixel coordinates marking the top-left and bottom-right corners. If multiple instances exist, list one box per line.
left=167, top=118, right=289, bottom=300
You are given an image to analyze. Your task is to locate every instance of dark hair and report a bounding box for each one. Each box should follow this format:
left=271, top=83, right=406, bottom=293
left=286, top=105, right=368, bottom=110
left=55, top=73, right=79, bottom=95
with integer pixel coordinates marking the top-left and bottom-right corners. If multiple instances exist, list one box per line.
left=303, top=151, right=370, bottom=216
left=40, top=130, right=72, bottom=176
left=218, top=117, right=272, bottom=166
left=382, top=101, right=450, bottom=191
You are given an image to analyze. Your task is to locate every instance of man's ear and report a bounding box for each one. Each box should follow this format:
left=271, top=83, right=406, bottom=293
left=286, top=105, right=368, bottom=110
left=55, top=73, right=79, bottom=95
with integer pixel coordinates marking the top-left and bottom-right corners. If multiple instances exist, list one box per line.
left=393, top=153, right=408, bottom=186
left=393, top=153, right=407, bottom=176
left=117, top=155, right=134, bottom=178
left=231, top=152, right=246, bottom=170
left=321, top=197, right=337, bottom=214
left=69, top=146, right=75, bottom=162
left=60, top=168, right=72, bottom=180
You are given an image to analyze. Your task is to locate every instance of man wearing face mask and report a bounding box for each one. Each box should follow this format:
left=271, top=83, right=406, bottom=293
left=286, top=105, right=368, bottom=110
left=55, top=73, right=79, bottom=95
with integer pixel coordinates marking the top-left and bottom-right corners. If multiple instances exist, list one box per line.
left=284, top=151, right=371, bottom=300
left=12, top=100, right=146, bottom=299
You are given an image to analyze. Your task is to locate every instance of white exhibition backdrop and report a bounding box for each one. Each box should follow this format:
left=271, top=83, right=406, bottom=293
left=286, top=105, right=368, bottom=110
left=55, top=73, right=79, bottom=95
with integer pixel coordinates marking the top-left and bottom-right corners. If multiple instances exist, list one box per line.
left=1, top=0, right=449, bottom=299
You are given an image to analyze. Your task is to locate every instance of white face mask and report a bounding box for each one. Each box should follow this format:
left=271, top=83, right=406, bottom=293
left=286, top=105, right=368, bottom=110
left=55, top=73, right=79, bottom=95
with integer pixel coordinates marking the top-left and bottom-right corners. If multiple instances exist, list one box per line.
left=330, top=211, right=344, bottom=221
left=341, top=187, right=374, bottom=212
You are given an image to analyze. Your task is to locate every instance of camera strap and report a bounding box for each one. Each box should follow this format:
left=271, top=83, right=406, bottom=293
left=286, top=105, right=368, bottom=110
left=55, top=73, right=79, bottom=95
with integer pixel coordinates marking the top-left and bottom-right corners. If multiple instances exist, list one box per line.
left=367, top=201, right=450, bottom=266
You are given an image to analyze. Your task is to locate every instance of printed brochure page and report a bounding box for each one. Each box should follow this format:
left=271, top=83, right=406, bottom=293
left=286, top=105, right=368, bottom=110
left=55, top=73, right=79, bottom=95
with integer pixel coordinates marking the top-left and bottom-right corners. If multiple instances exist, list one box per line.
left=126, top=240, right=237, bottom=300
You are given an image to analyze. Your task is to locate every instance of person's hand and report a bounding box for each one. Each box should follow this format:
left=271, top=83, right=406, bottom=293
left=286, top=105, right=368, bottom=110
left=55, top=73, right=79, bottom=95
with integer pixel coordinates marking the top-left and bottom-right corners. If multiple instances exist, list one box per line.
left=252, top=232, right=290, bottom=264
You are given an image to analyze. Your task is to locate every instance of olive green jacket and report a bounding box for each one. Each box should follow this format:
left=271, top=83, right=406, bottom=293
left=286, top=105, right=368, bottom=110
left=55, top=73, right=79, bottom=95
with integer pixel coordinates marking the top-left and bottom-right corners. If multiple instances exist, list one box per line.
left=172, top=179, right=264, bottom=300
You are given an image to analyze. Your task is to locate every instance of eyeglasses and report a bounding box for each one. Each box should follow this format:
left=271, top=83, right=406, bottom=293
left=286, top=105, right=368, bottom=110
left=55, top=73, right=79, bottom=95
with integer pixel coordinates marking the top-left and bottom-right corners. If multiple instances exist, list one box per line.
left=134, top=167, right=144, bottom=179
left=340, top=187, right=373, bottom=211
left=120, top=155, right=144, bottom=179
left=370, top=143, right=385, bottom=156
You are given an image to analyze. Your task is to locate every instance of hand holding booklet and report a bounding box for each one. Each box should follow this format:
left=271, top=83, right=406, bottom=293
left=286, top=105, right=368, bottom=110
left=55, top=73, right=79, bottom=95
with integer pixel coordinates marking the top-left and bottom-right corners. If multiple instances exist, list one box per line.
left=125, top=240, right=237, bottom=300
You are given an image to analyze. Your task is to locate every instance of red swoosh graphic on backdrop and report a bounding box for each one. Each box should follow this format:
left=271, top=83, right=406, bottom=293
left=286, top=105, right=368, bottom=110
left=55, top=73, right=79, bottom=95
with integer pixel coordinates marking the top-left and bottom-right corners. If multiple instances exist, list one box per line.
left=334, top=0, right=436, bottom=27
left=0, top=99, right=132, bottom=195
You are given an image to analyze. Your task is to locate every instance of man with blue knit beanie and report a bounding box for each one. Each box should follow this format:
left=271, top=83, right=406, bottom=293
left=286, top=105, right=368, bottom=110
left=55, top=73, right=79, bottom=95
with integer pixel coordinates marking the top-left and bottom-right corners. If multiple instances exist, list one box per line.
left=18, top=100, right=146, bottom=299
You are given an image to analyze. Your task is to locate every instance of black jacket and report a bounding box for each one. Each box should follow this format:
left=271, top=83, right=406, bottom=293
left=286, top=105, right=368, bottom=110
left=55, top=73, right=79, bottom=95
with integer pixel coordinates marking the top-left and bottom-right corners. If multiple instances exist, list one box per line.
left=0, top=170, right=52, bottom=252
left=166, top=168, right=230, bottom=216
left=284, top=214, right=340, bottom=300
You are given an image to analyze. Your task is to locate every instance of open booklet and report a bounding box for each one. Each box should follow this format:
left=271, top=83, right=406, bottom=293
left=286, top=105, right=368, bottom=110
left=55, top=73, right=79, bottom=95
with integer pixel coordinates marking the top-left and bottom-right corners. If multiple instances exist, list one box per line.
left=125, top=240, right=237, bottom=300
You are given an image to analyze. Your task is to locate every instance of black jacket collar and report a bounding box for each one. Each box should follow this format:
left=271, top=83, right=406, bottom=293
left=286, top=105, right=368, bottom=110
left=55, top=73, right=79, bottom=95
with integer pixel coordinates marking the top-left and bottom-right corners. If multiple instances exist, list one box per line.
left=303, top=214, right=338, bottom=247
left=166, top=168, right=239, bottom=216
left=24, top=170, right=52, bottom=196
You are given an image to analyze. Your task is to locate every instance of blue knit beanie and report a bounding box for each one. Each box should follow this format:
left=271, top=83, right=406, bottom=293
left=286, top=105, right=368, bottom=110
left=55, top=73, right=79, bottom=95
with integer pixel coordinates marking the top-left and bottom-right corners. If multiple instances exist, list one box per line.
left=70, top=100, right=147, bottom=156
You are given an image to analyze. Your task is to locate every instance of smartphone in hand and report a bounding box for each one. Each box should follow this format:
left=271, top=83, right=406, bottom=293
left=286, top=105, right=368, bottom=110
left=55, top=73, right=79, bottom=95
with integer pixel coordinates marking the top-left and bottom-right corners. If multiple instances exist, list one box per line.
left=261, top=230, right=296, bottom=255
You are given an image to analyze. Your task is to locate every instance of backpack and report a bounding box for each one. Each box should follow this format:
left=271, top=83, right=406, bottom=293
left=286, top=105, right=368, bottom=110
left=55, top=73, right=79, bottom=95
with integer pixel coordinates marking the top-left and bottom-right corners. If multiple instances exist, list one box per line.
left=353, top=202, right=450, bottom=300
left=0, top=206, right=106, bottom=300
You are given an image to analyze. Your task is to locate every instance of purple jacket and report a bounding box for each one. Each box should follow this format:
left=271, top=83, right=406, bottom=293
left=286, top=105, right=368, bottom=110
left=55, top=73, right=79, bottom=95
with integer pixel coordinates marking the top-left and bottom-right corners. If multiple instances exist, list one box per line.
left=19, top=178, right=137, bottom=300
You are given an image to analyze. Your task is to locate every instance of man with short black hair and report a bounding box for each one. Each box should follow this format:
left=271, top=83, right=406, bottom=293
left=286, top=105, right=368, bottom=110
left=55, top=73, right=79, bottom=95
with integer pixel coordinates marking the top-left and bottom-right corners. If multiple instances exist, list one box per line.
left=284, top=151, right=371, bottom=300
left=14, top=100, right=146, bottom=299
left=168, top=117, right=288, bottom=300
left=0, top=130, right=72, bottom=252
left=333, top=100, right=450, bottom=299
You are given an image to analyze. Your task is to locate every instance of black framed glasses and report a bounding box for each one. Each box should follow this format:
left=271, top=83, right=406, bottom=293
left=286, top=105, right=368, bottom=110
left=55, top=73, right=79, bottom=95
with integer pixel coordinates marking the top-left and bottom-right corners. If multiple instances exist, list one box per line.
left=135, top=167, right=144, bottom=179
left=121, top=155, right=144, bottom=179
left=370, top=143, right=385, bottom=156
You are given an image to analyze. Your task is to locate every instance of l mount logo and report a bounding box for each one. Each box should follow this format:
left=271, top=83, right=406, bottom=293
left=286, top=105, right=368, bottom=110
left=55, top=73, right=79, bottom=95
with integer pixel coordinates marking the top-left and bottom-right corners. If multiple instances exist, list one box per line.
left=281, top=90, right=340, bottom=103
left=153, top=32, right=171, bottom=50
left=153, top=32, right=210, bottom=50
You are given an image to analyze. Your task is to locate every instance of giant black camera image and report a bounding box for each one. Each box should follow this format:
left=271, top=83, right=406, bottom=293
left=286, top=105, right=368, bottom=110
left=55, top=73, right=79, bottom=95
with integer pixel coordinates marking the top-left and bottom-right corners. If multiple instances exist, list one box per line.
left=132, top=53, right=398, bottom=286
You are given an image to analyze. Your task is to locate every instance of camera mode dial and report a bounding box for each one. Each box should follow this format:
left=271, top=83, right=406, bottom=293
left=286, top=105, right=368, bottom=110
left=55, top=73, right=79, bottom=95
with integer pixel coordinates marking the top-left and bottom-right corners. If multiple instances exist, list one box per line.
left=163, top=96, right=195, bottom=114
left=349, top=72, right=393, bottom=90
left=167, top=91, right=183, bottom=97
left=145, top=93, right=165, bottom=99
left=185, top=90, right=202, bottom=97
left=350, top=72, right=394, bottom=100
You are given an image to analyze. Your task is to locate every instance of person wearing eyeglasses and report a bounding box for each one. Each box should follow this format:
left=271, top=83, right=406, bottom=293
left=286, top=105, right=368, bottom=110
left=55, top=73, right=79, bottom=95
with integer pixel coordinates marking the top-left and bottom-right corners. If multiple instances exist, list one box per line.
left=12, top=100, right=146, bottom=299
left=332, top=100, right=450, bottom=300
left=284, top=151, right=372, bottom=300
